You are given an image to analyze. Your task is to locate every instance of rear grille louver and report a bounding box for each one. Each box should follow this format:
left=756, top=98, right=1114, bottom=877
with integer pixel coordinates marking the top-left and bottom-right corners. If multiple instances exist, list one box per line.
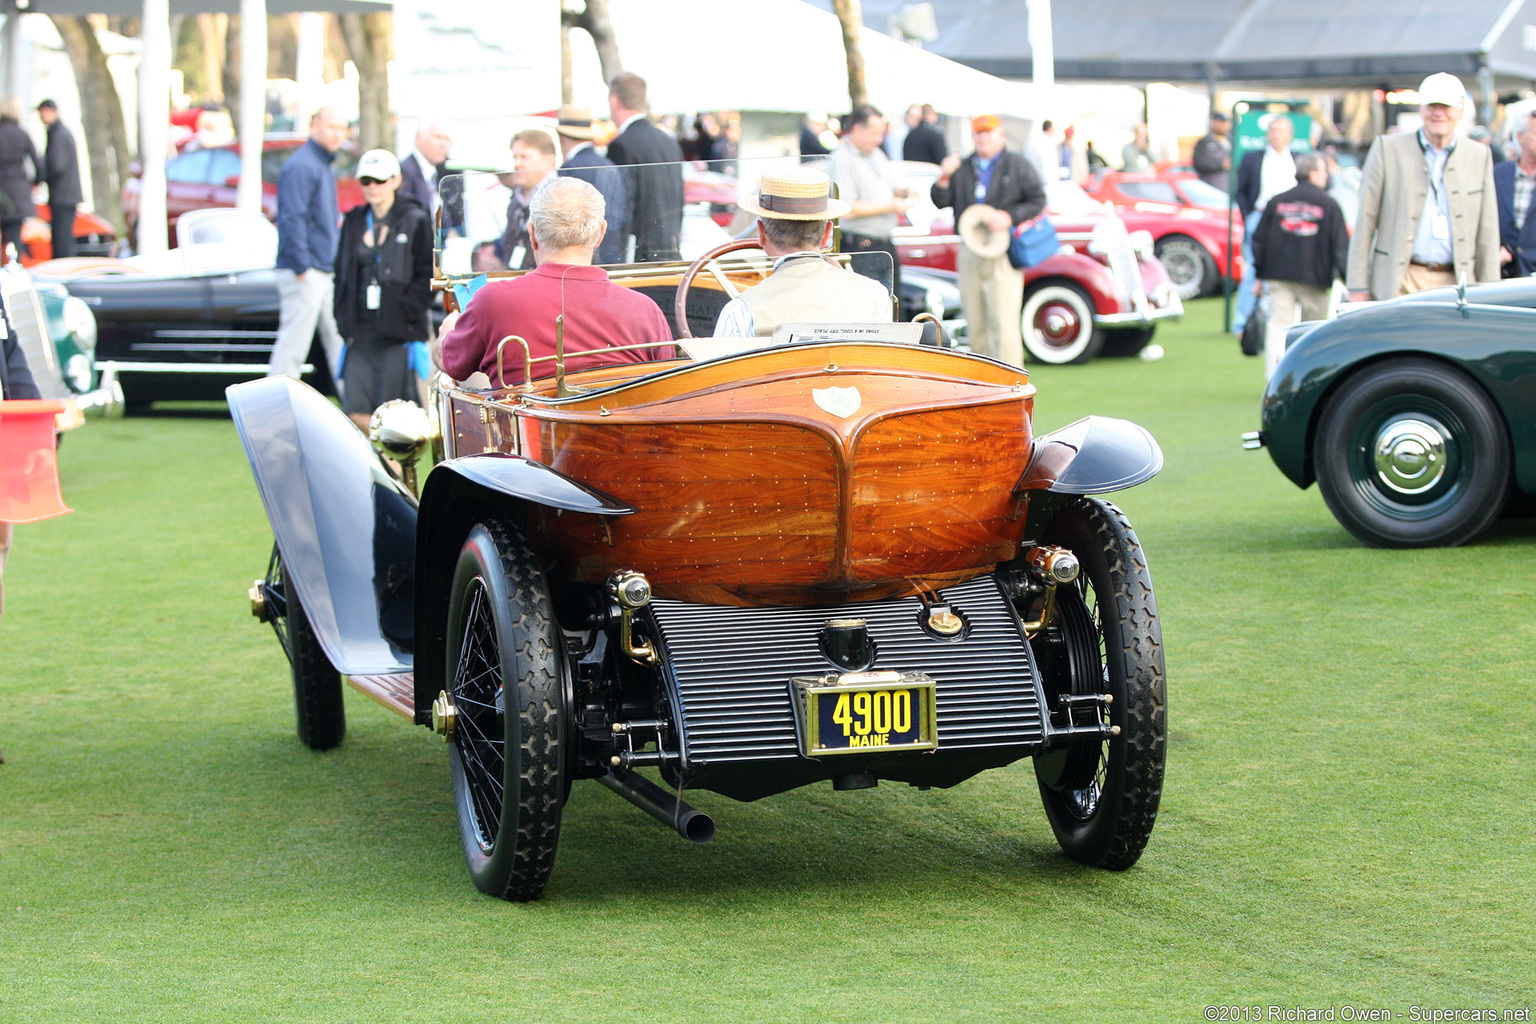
left=649, top=575, right=1043, bottom=766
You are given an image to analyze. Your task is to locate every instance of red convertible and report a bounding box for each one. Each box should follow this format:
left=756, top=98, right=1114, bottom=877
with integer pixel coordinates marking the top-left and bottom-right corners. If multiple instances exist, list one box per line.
left=1083, top=170, right=1241, bottom=301
left=893, top=164, right=1184, bottom=365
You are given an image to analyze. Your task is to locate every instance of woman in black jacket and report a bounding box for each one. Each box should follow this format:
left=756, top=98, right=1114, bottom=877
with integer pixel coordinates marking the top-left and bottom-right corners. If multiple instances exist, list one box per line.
left=0, top=95, right=40, bottom=265
left=332, top=149, right=434, bottom=429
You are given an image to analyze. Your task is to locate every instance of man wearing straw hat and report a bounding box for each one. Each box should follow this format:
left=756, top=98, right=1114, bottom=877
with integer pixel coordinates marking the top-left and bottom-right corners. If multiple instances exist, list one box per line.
left=713, top=166, right=893, bottom=338
left=933, top=114, right=1047, bottom=366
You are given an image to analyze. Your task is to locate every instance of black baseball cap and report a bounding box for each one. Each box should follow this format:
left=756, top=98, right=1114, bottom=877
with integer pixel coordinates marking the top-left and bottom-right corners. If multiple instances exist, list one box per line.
left=36, top=99, right=57, bottom=111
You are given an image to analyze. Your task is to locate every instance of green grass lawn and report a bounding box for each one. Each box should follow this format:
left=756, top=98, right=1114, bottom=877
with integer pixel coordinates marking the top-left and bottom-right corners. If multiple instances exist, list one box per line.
left=3, top=298, right=1533, bottom=1022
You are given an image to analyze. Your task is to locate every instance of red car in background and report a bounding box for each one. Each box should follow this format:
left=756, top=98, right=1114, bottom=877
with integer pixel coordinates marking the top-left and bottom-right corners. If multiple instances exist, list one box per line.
left=1084, top=169, right=1242, bottom=301
left=121, top=135, right=363, bottom=246
left=893, top=164, right=1183, bottom=365
left=18, top=205, right=118, bottom=264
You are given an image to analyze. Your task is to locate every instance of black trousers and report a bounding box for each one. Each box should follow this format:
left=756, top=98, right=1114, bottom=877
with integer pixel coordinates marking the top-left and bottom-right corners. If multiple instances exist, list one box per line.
left=839, top=231, right=902, bottom=310
left=0, top=217, right=23, bottom=264
left=50, top=204, right=76, bottom=258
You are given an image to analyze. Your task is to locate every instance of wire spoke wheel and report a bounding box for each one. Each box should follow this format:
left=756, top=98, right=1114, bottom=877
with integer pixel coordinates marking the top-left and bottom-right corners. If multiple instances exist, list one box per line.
left=1029, top=497, right=1165, bottom=869
left=445, top=521, right=566, bottom=901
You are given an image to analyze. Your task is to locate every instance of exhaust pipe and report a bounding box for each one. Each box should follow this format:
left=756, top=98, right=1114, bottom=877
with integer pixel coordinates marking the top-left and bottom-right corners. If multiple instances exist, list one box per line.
left=598, top=768, right=715, bottom=844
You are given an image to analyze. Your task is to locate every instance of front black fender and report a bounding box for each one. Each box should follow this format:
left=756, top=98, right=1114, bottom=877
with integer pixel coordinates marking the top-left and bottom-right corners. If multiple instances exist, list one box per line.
left=411, top=454, right=635, bottom=723
left=228, top=376, right=416, bottom=675
left=1016, top=416, right=1163, bottom=544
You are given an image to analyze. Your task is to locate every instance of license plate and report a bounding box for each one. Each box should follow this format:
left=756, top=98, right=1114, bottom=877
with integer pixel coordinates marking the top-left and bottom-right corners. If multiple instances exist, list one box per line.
left=791, top=670, right=938, bottom=757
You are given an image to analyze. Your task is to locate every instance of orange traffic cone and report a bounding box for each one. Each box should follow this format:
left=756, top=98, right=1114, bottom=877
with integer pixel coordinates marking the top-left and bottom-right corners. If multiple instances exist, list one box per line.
left=0, top=399, right=72, bottom=524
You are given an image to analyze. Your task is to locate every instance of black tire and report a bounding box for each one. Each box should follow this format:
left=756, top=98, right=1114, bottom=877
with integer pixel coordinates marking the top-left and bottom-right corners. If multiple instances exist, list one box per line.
left=269, top=544, right=345, bottom=750
left=1312, top=358, right=1510, bottom=548
left=444, top=521, right=566, bottom=902
left=1099, top=327, right=1154, bottom=358
left=1021, top=282, right=1101, bottom=365
left=1154, top=234, right=1217, bottom=299
left=1029, top=497, right=1165, bottom=870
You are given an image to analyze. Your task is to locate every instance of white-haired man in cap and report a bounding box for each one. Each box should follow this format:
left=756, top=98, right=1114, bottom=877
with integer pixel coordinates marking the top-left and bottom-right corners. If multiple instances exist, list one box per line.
left=713, top=166, right=893, bottom=337
left=1347, top=73, right=1499, bottom=301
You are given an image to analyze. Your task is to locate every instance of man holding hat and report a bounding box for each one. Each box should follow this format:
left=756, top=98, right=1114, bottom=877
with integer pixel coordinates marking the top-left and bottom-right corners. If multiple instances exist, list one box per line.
left=932, top=114, right=1047, bottom=366
left=555, top=105, right=627, bottom=265
left=36, top=100, right=81, bottom=258
left=713, top=166, right=892, bottom=338
left=1348, top=72, right=1499, bottom=301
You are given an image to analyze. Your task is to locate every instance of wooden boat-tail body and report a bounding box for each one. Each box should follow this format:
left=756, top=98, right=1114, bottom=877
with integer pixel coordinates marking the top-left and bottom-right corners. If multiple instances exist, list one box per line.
left=444, top=343, right=1036, bottom=605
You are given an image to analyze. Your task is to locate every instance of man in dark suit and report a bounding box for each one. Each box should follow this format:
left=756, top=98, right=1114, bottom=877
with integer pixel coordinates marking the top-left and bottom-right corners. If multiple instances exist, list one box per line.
left=555, top=105, right=627, bottom=265
left=1495, top=107, right=1536, bottom=277
left=903, top=103, right=947, bottom=165
left=605, top=72, right=683, bottom=262
left=36, top=101, right=82, bottom=258
left=931, top=114, right=1047, bottom=366
left=399, top=119, right=451, bottom=218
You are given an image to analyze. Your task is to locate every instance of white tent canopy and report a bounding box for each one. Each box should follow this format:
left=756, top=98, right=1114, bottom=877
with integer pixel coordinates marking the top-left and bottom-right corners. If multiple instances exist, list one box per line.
left=570, top=0, right=1039, bottom=120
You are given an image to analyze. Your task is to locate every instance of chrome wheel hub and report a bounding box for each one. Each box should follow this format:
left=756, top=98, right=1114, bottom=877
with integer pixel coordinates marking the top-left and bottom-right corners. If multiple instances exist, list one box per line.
left=1041, top=306, right=1078, bottom=342
left=1373, top=417, right=1447, bottom=494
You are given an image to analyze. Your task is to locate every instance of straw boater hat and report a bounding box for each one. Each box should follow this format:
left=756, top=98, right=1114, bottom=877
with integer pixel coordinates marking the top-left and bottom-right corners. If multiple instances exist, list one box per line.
left=958, top=203, right=1011, bottom=258
left=739, top=166, right=852, bottom=220
left=554, top=104, right=600, bottom=141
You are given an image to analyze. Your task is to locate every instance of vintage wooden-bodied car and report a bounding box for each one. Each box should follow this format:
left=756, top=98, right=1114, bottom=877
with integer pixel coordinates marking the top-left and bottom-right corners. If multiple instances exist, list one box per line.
left=232, top=164, right=1168, bottom=901
left=1244, top=279, right=1536, bottom=547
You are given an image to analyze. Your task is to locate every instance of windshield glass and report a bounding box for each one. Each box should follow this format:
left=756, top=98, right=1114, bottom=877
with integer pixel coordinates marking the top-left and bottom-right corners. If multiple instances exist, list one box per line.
left=436, top=153, right=897, bottom=350
left=1174, top=176, right=1230, bottom=209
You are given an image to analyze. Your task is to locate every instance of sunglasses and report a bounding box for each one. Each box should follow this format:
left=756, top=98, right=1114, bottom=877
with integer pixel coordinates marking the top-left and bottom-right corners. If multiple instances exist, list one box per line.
left=359, top=176, right=390, bottom=186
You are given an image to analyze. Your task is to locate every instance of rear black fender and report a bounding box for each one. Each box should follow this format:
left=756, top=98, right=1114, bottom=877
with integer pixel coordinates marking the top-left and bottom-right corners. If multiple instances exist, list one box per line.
left=228, top=375, right=416, bottom=675
left=411, top=454, right=636, bottom=723
left=1015, top=416, right=1163, bottom=543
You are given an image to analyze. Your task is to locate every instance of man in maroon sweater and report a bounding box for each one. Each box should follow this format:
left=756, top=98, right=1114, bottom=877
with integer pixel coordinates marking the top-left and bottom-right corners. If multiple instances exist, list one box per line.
left=437, top=176, right=672, bottom=386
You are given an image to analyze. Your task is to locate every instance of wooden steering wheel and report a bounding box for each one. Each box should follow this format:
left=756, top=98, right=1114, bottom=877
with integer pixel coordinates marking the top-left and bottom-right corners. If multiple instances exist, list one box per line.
left=673, top=238, right=765, bottom=339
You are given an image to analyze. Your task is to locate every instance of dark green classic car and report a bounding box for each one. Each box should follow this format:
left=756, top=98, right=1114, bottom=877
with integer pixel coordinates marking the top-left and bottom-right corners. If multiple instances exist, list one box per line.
left=1244, top=279, right=1536, bottom=547
left=1, top=260, right=119, bottom=425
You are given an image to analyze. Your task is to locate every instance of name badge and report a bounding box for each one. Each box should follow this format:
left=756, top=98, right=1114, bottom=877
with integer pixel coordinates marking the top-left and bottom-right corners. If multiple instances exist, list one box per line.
left=366, top=283, right=381, bottom=310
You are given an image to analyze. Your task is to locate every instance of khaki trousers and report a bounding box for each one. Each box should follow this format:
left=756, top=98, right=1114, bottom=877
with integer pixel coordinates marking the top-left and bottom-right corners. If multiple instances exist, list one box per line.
left=1398, top=262, right=1456, bottom=295
left=1263, top=279, right=1331, bottom=378
left=958, top=246, right=1025, bottom=366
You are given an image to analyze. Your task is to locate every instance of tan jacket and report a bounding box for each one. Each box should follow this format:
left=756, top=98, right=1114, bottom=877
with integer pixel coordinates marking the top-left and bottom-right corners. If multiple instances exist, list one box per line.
left=738, top=257, right=893, bottom=337
left=1347, top=131, right=1499, bottom=299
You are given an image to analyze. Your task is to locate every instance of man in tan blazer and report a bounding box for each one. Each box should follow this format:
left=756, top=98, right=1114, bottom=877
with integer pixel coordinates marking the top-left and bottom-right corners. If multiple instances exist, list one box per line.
left=1347, top=73, right=1499, bottom=301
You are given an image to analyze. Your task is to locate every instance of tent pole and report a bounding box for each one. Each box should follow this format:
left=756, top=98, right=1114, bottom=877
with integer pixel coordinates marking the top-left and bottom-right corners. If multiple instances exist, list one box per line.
left=236, top=0, right=267, bottom=214
left=137, top=0, right=170, bottom=256
left=1477, top=59, right=1495, bottom=127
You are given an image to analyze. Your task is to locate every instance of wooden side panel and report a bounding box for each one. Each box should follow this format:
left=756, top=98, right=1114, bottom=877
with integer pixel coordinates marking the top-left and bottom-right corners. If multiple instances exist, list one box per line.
left=532, top=420, right=844, bottom=587
left=847, top=402, right=1032, bottom=579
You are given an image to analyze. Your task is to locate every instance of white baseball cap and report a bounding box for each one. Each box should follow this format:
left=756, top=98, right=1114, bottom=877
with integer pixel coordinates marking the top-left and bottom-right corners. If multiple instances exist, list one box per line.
left=356, top=149, right=401, bottom=181
left=1418, top=73, right=1465, bottom=109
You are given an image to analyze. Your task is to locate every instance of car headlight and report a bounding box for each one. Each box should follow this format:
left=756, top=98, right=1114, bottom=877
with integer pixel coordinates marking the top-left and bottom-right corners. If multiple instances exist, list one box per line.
left=62, top=296, right=97, bottom=354
left=1128, top=230, right=1155, bottom=261
left=65, top=352, right=93, bottom=392
left=1087, top=216, right=1128, bottom=256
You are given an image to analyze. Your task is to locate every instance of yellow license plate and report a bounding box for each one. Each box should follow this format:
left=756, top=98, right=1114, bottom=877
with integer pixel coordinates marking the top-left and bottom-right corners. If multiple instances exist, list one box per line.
left=791, top=670, right=938, bottom=757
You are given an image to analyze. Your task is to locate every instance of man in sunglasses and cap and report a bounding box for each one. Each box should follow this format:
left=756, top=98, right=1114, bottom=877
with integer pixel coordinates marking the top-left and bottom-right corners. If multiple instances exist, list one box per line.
left=712, top=166, right=893, bottom=337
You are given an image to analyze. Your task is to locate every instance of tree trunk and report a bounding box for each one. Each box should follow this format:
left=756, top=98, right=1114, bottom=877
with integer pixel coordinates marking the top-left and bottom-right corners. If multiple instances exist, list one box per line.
left=831, top=0, right=868, bottom=112
left=199, top=14, right=227, bottom=103
left=48, top=15, right=130, bottom=234
left=338, top=12, right=391, bottom=152
left=222, top=14, right=241, bottom=129
left=560, top=22, right=573, bottom=105
left=563, top=0, right=622, bottom=90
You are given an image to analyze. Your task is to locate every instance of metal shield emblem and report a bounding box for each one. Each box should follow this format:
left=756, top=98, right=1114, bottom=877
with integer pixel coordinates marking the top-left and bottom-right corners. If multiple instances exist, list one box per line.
left=813, top=386, right=861, bottom=418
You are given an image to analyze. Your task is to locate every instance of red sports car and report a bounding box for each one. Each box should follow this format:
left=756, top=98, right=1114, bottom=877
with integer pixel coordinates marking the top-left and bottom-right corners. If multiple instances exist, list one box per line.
left=121, top=136, right=363, bottom=246
left=893, top=165, right=1184, bottom=365
left=17, top=205, right=118, bottom=265
left=1083, top=170, right=1242, bottom=301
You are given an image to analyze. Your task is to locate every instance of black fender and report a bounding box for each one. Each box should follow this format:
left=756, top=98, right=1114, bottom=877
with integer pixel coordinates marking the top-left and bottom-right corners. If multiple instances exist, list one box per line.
left=227, top=375, right=417, bottom=675
left=411, top=454, right=636, bottom=724
left=1015, top=416, right=1163, bottom=543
